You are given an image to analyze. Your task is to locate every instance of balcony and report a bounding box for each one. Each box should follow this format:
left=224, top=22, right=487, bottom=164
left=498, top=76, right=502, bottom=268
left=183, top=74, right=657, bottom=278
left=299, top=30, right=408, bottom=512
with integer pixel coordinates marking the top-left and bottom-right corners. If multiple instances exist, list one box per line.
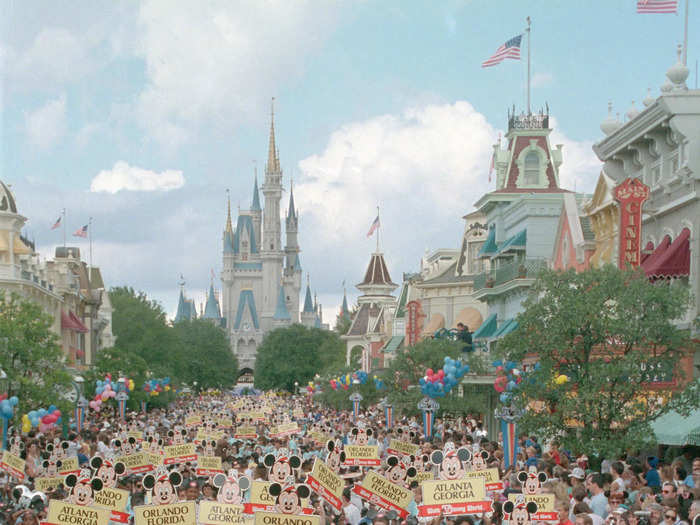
left=473, top=258, right=548, bottom=292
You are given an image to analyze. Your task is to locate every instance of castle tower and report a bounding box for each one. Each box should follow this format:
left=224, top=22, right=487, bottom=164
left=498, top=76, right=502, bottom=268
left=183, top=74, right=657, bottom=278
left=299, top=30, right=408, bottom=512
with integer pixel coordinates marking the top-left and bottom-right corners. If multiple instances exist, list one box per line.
left=284, top=180, right=302, bottom=321
left=301, top=274, right=315, bottom=327
left=273, top=281, right=291, bottom=327
left=260, top=99, right=284, bottom=328
left=222, top=192, right=235, bottom=322
left=251, top=173, right=262, bottom=249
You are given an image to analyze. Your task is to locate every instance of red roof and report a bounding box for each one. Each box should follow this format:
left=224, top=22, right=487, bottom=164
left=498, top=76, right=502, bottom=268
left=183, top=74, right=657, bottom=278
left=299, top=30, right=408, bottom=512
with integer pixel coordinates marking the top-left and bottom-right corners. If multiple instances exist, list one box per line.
left=641, top=235, right=671, bottom=274
left=644, top=228, right=690, bottom=279
left=61, top=311, right=89, bottom=333
left=640, top=241, right=655, bottom=264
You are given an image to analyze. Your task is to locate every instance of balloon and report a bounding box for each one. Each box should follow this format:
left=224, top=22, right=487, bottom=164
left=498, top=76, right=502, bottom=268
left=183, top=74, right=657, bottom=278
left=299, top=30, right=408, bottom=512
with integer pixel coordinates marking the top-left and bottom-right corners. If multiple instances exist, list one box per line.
left=22, top=421, right=31, bottom=433
left=101, top=392, right=109, bottom=400
left=9, top=396, right=18, bottom=406
left=89, top=401, right=97, bottom=409
left=39, top=423, right=49, bottom=433
left=555, top=374, right=568, bottom=385
left=426, top=369, right=433, bottom=376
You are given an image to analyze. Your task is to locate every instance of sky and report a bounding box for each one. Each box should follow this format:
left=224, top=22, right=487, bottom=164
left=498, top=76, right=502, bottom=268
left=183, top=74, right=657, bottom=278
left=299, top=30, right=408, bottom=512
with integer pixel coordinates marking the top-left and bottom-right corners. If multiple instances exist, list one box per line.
left=1, top=0, right=698, bottom=323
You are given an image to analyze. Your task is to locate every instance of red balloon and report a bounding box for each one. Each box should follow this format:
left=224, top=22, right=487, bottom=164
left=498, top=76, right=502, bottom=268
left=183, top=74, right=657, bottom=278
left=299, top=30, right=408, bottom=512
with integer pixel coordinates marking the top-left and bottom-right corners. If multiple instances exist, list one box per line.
left=437, top=370, right=445, bottom=378
left=426, top=369, right=434, bottom=376
left=54, top=410, right=61, bottom=417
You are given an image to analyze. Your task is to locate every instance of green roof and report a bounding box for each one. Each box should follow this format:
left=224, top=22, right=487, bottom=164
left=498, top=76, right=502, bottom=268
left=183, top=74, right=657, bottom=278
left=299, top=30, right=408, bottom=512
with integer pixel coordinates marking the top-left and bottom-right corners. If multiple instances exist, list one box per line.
left=652, top=394, right=700, bottom=446
left=396, top=283, right=409, bottom=318
left=497, top=229, right=527, bottom=255
left=382, top=335, right=404, bottom=353
left=478, top=227, right=498, bottom=257
left=473, top=313, right=497, bottom=339
left=493, top=318, right=518, bottom=338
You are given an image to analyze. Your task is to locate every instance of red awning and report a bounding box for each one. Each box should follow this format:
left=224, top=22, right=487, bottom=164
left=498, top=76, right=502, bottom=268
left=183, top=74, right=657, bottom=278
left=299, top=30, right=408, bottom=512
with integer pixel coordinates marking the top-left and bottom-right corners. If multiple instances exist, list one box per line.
left=641, top=235, right=671, bottom=274
left=645, top=228, right=690, bottom=278
left=69, top=311, right=89, bottom=333
left=61, top=311, right=89, bottom=333
left=640, top=241, right=655, bottom=264
left=75, top=348, right=85, bottom=358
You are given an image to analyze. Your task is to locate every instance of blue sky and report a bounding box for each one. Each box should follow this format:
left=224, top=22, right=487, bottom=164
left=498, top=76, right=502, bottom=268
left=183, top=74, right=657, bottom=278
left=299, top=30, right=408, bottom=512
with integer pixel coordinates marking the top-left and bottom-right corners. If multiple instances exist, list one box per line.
left=1, top=0, right=697, bottom=321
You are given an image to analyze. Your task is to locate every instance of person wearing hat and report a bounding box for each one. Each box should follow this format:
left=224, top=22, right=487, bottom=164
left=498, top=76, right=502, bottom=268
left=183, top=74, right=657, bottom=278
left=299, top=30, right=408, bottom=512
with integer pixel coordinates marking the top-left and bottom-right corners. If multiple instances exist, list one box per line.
left=646, top=457, right=662, bottom=490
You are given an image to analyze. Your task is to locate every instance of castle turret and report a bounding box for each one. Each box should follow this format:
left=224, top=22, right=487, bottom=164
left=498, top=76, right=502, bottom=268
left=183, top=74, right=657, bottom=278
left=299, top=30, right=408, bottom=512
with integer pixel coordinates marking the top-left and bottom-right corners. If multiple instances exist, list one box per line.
left=251, top=173, right=262, bottom=249
left=222, top=192, right=235, bottom=321
left=301, top=274, right=315, bottom=327
left=273, top=281, right=291, bottom=327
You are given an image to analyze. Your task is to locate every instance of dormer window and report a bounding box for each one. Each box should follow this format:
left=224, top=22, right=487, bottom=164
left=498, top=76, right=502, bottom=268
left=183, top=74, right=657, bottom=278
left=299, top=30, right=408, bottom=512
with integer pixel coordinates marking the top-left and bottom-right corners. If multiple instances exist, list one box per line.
left=524, top=151, right=540, bottom=185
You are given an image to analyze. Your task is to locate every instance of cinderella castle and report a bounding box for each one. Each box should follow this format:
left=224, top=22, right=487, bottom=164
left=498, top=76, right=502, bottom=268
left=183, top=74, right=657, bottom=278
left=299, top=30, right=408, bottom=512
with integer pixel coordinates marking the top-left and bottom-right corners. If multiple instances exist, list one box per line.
left=175, top=102, right=326, bottom=372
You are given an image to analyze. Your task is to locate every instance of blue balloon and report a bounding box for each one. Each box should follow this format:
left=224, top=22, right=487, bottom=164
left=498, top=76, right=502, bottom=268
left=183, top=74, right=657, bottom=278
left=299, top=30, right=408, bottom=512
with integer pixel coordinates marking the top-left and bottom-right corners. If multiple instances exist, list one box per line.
left=56, top=417, right=62, bottom=424
left=48, top=404, right=56, bottom=412
left=9, top=396, right=18, bottom=406
left=38, top=408, right=47, bottom=417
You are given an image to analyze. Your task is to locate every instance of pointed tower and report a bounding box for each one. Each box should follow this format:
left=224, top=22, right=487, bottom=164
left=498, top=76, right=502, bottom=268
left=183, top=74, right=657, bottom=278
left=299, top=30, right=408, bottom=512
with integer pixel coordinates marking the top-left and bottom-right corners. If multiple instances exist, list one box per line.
left=340, top=286, right=351, bottom=321
left=222, top=191, right=235, bottom=324
left=301, top=274, right=315, bottom=327
left=203, top=283, right=222, bottom=323
left=284, top=179, right=302, bottom=322
left=273, top=281, right=291, bottom=327
left=174, top=277, right=196, bottom=322
left=251, top=171, right=262, bottom=249
left=260, top=98, right=285, bottom=329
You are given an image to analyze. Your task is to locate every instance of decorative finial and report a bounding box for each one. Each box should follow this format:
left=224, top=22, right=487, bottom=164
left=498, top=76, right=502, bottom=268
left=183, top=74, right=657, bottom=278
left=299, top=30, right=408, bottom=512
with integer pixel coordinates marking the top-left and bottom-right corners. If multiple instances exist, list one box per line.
left=666, top=44, right=689, bottom=89
left=643, top=88, right=654, bottom=107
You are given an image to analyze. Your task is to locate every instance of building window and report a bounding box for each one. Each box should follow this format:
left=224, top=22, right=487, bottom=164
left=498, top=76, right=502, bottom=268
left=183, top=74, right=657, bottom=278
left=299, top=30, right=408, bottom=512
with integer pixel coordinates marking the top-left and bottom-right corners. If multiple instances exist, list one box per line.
left=524, top=151, right=539, bottom=185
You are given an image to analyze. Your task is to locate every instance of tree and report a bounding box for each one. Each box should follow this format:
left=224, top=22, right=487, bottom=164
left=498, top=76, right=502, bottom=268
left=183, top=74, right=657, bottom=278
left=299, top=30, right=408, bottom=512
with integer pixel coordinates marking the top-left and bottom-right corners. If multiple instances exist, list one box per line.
left=496, top=266, right=699, bottom=457
left=254, top=325, right=343, bottom=391
left=172, top=319, right=238, bottom=389
left=0, top=291, right=71, bottom=417
left=385, top=338, right=487, bottom=417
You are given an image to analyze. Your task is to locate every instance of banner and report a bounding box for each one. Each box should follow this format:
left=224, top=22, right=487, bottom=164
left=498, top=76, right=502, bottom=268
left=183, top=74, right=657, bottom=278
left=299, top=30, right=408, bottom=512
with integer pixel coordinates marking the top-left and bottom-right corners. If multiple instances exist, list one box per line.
left=508, top=493, right=557, bottom=521
left=93, top=486, right=130, bottom=523
left=185, top=415, right=202, bottom=427
left=253, top=512, right=319, bottom=525
left=308, top=431, right=330, bottom=445
left=197, top=455, right=224, bottom=476
left=464, top=468, right=504, bottom=491
left=271, top=422, right=299, bottom=438
left=245, top=481, right=277, bottom=513
left=343, top=445, right=380, bottom=466
left=217, top=417, right=233, bottom=429
left=418, top=478, right=492, bottom=517
left=0, top=450, right=25, bottom=481
left=386, top=439, right=419, bottom=457
left=163, top=443, right=197, bottom=465
left=306, top=458, right=343, bottom=511
left=195, top=429, right=225, bottom=444
left=384, top=405, right=393, bottom=430
left=134, top=502, right=197, bottom=525
left=116, top=452, right=155, bottom=474
left=199, top=502, right=251, bottom=525
left=58, top=457, right=80, bottom=475
left=34, top=476, right=64, bottom=492
left=234, top=426, right=258, bottom=440
left=352, top=470, right=412, bottom=519
left=46, top=501, right=111, bottom=525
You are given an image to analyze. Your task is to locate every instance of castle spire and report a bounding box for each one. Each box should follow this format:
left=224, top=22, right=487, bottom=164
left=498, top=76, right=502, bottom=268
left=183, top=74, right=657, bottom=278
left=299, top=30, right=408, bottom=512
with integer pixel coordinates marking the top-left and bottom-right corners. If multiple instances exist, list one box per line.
left=225, top=189, right=233, bottom=233
left=252, top=173, right=261, bottom=211
left=266, top=97, right=280, bottom=173
left=287, top=178, right=296, bottom=220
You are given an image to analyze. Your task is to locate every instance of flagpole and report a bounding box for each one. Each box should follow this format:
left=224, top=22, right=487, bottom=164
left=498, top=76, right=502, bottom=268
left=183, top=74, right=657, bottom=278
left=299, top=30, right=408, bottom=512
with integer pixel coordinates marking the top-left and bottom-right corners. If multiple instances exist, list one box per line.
left=376, top=205, right=380, bottom=252
left=526, top=16, right=531, bottom=115
left=88, top=217, right=93, bottom=272
left=683, top=0, right=689, bottom=66
left=62, top=208, right=66, bottom=248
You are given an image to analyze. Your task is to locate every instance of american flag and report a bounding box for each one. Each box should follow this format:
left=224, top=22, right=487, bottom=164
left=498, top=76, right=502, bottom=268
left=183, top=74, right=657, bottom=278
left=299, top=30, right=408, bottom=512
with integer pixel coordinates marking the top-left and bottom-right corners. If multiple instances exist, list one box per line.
left=366, top=215, right=380, bottom=238
left=481, top=34, right=522, bottom=68
left=637, top=0, right=677, bottom=13
left=51, top=216, right=62, bottom=230
left=73, top=224, right=88, bottom=238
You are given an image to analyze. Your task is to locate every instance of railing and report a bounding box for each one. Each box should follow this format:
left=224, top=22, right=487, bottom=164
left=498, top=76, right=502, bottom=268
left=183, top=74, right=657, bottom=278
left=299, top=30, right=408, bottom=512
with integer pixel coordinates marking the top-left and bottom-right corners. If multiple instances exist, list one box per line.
left=508, top=113, right=549, bottom=131
left=473, top=258, right=548, bottom=291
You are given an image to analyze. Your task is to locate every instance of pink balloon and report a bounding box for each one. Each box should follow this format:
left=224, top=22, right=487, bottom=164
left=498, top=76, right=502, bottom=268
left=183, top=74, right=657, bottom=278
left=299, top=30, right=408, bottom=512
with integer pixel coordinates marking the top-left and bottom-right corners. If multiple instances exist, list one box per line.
left=426, top=369, right=433, bottom=376
left=101, top=392, right=109, bottom=400
left=54, top=410, right=61, bottom=417
left=89, top=400, right=97, bottom=409
left=109, top=391, right=116, bottom=398
left=39, top=423, right=49, bottom=433
left=437, top=370, right=445, bottom=378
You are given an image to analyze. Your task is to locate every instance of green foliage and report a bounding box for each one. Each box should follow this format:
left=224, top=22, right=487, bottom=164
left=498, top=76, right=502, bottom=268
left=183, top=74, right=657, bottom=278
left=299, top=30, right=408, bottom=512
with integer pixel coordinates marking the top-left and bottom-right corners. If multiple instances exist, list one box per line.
left=254, top=325, right=344, bottom=392
left=172, top=319, right=238, bottom=389
left=385, top=337, right=488, bottom=417
left=497, top=265, right=699, bottom=457
left=0, top=291, right=72, bottom=417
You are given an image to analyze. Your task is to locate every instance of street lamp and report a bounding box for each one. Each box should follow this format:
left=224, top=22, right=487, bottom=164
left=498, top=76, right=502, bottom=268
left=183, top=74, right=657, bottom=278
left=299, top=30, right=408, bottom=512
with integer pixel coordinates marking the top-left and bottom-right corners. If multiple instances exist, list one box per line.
left=116, top=377, right=129, bottom=420
left=494, top=403, right=523, bottom=470
left=349, top=392, right=363, bottom=423
left=294, top=381, right=299, bottom=395
left=418, top=396, right=440, bottom=441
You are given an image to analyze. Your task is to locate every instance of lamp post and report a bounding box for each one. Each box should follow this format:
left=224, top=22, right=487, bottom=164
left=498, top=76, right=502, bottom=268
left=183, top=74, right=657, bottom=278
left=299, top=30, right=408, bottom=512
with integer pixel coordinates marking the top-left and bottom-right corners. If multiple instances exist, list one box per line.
left=349, top=392, right=363, bottom=423
left=72, top=375, right=88, bottom=434
left=417, top=396, right=439, bottom=441
left=116, top=377, right=129, bottom=420
left=294, top=381, right=299, bottom=396
left=494, top=403, right=523, bottom=470
left=0, top=369, right=8, bottom=450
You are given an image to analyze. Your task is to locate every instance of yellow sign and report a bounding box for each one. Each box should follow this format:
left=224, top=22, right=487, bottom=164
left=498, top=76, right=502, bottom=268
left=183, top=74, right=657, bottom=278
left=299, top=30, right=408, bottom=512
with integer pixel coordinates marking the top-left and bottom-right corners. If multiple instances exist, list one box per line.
left=421, top=478, right=486, bottom=505
left=185, top=415, right=202, bottom=427
left=306, top=458, right=343, bottom=510
left=199, top=502, right=250, bottom=525
left=414, top=472, right=434, bottom=483
left=272, top=422, right=299, bottom=436
left=46, top=501, right=111, bottom=525
left=196, top=455, right=224, bottom=476
left=34, top=476, right=64, bottom=492
left=357, top=470, right=412, bottom=509
left=0, top=450, right=25, bottom=481
left=464, top=468, right=503, bottom=491
left=308, top=431, right=330, bottom=444
left=253, top=512, right=319, bottom=525
left=58, top=457, right=79, bottom=475
left=116, top=453, right=155, bottom=474
left=387, top=439, right=419, bottom=457
left=343, top=445, right=380, bottom=466
left=250, top=481, right=277, bottom=506
left=129, top=431, right=143, bottom=442
left=163, top=443, right=197, bottom=465
left=235, top=426, right=258, bottom=439
left=217, top=417, right=233, bottom=429
left=134, top=502, right=197, bottom=525
left=508, top=493, right=555, bottom=513
left=93, top=487, right=129, bottom=513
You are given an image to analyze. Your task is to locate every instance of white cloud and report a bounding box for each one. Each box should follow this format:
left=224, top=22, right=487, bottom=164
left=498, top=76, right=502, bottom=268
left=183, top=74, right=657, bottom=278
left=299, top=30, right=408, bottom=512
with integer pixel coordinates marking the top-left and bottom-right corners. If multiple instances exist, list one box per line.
left=531, top=72, right=554, bottom=88
left=133, top=1, right=340, bottom=146
left=90, top=161, right=185, bottom=193
left=550, top=118, right=601, bottom=193
left=24, top=94, right=67, bottom=149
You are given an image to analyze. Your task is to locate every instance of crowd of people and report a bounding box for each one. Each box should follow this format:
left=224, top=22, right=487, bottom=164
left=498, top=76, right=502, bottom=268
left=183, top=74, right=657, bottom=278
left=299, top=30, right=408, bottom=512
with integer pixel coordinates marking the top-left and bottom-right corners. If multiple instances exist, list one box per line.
left=0, top=392, right=698, bottom=525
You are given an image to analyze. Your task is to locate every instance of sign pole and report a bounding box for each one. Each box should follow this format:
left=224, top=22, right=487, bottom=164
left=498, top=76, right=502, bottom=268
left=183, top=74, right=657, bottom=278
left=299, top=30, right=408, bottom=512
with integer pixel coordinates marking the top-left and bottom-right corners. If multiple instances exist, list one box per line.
left=417, top=397, right=439, bottom=441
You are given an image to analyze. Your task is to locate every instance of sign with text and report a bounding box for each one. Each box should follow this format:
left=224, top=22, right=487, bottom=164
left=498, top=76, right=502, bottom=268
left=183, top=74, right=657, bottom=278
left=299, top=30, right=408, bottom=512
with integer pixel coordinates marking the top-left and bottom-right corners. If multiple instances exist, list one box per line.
left=419, top=478, right=491, bottom=517
left=185, top=415, right=202, bottom=427
left=614, top=177, right=649, bottom=269
left=58, top=457, right=79, bottom=475
left=306, top=458, right=343, bottom=511
left=116, top=452, right=155, bottom=474
left=134, top=501, right=197, bottom=525
left=253, top=512, right=319, bottom=525
left=271, top=422, right=300, bottom=438
left=46, top=501, right=110, bottom=525
left=93, top=487, right=130, bottom=523
left=308, top=431, right=331, bottom=445
left=163, top=443, right=197, bottom=465
left=245, top=481, right=277, bottom=513
left=464, top=468, right=503, bottom=491
left=234, top=426, right=258, bottom=440
left=508, top=493, right=556, bottom=521
left=196, top=455, right=224, bottom=476
left=34, top=477, right=64, bottom=492
left=414, top=472, right=434, bottom=483
left=387, top=439, right=419, bottom=457
left=217, top=417, right=233, bottom=429
left=199, top=502, right=251, bottom=525
left=0, top=450, right=25, bottom=481
left=343, top=445, right=380, bottom=466
left=352, top=470, right=412, bottom=518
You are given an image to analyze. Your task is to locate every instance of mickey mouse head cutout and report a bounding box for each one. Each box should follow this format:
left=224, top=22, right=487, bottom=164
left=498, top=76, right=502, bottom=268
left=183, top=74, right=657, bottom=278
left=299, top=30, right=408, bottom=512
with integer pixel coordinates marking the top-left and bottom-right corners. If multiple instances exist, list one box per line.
left=396, top=427, right=416, bottom=441
left=268, top=483, right=311, bottom=515
left=146, top=434, right=164, bottom=453
left=202, top=439, right=217, bottom=457
left=518, top=467, right=547, bottom=495
left=91, top=456, right=126, bottom=489
left=212, top=470, right=251, bottom=505
left=168, top=426, right=188, bottom=445
left=385, top=456, right=417, bottom=487
left=9, top=436, right=25, bottom=458
left=41, top=454, right=62, bottom=476
left=264, top=452, right=302, bottom=484
left=142, top=469, right=182, bottom=505
left=350, top=427, right=373, bottom=445
left=410, top=453, right=431, bottom=473
left=113, top=436, right=138, bottom=455
left=325, top=440, right=346, bottom=473
left=46, top=439, right=69, bottom=460
left=64, top=472, right=103, bottom=507
left=472, top=450, right=490, bottom=471
left=431, top=442, right=472, bottom=480
left=504, top=495, right=538, bottom=525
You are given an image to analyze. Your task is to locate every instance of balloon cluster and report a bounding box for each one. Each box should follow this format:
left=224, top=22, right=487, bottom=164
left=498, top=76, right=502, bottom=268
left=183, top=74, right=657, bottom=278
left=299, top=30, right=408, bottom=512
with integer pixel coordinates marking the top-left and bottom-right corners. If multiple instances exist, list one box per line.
left=306, top=381, right=317, bottom=394
left=373, top=375, right=386, bottom=390
left=329, top=370, right=367, bottom=391
left=419, top=357, right=470, bottom=398
left=492, top=360, right=529, bottom=404
left=1, top=396, right=18, bottom=420
left=143, top=377, right=171, bottom=396
left=23, top=405, right=61, bottom=433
